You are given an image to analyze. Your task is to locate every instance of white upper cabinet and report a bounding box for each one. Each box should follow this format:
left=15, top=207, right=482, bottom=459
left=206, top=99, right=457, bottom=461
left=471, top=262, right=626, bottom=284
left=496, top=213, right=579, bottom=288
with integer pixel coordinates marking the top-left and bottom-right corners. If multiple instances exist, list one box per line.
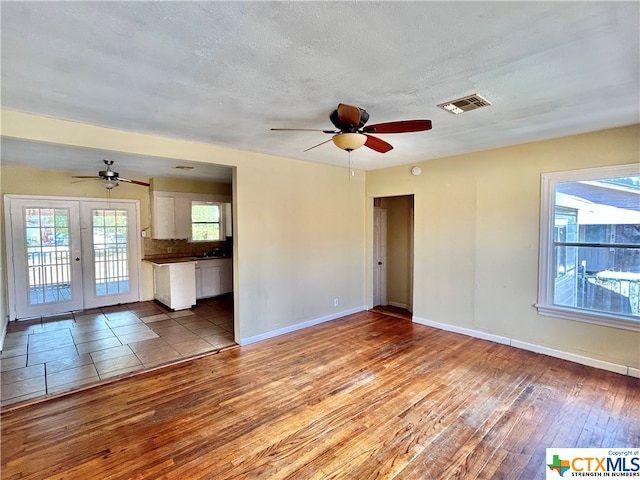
left=174, top=197, right=192, bottom=239
left=151, top=193, right=191, bottom=239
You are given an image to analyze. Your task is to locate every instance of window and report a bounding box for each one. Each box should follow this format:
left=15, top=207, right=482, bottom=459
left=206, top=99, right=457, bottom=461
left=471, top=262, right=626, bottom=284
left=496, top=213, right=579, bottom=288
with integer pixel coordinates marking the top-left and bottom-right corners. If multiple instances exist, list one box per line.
left=537, top=164, right=640, bottom=330
left=191, top=202, right=222, bottom=241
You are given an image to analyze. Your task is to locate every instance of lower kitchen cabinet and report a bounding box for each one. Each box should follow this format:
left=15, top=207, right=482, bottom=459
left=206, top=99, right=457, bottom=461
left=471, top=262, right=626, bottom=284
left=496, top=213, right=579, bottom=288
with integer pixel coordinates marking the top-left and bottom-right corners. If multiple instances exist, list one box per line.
left=195, top=258, right=232, bottom=299
left=151, top=261, right=197, bottom=310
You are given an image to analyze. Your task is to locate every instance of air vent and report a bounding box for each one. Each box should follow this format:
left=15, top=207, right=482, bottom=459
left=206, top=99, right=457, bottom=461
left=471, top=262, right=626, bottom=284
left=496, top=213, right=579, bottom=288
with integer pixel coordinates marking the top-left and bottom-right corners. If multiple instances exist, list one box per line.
left=437, top=94, right=492, bottom=115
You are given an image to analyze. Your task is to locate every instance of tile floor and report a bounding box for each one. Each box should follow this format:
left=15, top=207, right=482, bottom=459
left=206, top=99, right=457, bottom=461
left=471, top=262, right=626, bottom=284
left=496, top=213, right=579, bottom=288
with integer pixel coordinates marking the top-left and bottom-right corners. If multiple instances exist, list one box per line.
left=1, top=295, right=236, bottom=408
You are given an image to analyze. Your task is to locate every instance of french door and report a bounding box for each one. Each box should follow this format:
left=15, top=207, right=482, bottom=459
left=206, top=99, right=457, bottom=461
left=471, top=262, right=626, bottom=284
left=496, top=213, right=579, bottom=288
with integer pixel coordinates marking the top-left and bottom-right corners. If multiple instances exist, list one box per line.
left=80, top=201, right=140, bottom=309
left=5, top=196, right=141, bottom=319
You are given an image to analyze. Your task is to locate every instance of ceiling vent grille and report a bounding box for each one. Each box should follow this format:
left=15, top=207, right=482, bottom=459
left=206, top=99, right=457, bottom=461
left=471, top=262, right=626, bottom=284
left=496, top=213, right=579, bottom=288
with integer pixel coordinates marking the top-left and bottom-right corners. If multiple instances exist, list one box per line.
left=437, top=94, right=491, bottom=115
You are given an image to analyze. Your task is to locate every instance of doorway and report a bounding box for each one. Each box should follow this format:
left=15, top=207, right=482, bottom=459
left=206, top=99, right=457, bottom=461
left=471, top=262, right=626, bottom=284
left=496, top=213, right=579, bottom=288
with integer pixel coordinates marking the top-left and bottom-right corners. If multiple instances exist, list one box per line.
left=372, top=195, right=414, bottom=316
left=5, top=195, right=141, bottom=320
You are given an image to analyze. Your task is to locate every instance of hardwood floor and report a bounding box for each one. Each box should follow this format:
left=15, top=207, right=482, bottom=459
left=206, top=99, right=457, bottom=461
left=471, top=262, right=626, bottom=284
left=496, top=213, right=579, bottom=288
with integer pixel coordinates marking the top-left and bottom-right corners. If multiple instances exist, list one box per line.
left=1, top=311, right=638, bottom=479
left=369, top=305, right=412, bottom=320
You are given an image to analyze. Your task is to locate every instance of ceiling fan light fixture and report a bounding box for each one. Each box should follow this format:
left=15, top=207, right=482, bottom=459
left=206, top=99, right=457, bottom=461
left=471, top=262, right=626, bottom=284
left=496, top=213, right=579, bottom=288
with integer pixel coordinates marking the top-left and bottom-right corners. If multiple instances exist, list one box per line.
left=102, top=178, right=119, bottom=190
left=332, top=133, right=367, bottom=151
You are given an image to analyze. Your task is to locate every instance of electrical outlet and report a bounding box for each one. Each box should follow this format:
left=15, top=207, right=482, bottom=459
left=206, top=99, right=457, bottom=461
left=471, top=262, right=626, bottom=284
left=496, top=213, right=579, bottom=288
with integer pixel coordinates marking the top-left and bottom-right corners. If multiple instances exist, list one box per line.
left=167, top=247, right=173, bottom=254
left=333, top=298, right=339, bottom=307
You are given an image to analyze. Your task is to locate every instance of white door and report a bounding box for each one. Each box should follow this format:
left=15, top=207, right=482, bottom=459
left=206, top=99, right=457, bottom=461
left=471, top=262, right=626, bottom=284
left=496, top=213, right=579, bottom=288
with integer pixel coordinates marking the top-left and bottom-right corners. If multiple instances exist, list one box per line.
left=80, top=201, right=140, bottom=309
left=8, top=198, right=84, bottom=318
left=373, top=206, right=387, bottom=307
left=6, top=196, right=141, bottom=319
left=408, top=206, right=414, bottom=313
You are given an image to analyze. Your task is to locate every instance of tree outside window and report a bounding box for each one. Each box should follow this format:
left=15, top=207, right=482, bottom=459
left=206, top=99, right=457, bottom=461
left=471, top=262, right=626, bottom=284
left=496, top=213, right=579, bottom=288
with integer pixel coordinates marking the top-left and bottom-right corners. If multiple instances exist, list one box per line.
left=191, top=202, right=222, bottom=241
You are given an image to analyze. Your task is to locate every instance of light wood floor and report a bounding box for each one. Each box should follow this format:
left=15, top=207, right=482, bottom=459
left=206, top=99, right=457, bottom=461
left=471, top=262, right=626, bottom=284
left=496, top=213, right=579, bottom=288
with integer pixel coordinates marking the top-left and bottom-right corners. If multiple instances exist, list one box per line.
left=1, top=310, right=638, bottom=479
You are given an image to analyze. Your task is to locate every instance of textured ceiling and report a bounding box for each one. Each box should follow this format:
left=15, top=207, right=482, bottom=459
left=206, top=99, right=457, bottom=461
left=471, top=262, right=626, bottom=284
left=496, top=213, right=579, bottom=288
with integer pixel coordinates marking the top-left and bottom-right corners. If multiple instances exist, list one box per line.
left=1, top=1, right=638, bottom=181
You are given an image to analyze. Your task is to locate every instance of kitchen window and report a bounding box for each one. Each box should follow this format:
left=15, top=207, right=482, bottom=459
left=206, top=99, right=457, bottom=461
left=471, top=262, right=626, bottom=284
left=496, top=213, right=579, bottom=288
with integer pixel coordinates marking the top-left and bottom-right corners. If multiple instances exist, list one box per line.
left=191, top=202, right=223, bottom=241
left=537, top=164, right=640, bottom=330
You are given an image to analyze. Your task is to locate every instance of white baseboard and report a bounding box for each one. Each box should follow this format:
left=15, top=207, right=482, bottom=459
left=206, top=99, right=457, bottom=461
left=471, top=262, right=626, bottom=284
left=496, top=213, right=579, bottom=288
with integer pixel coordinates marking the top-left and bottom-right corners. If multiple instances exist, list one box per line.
left=509, top=339, right=628, bottom=376
left=412, top=316, right=636, bottom=377
left=412, top=316, right=511, bottom=346
left=239, top=306, right=367, bottom=346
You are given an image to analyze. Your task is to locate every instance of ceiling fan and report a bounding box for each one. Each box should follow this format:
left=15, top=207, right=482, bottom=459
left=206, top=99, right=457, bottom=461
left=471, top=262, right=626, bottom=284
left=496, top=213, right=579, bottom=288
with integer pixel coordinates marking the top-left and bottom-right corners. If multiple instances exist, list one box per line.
left=72, top=160, right=150, bottom=190
left=271, top=103, right=432, bottom=153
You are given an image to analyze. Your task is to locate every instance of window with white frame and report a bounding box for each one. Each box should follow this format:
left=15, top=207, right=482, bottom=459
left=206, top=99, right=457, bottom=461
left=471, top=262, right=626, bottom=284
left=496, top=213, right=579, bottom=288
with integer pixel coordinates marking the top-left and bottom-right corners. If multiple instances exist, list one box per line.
left=191, top=201, right=223, bottom=241
left=537, top=164, right=640, bottom=331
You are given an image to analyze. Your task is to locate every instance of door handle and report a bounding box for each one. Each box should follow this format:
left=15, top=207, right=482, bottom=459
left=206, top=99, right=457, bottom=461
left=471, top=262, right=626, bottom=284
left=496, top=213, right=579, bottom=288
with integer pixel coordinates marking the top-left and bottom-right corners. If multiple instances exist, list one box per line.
left=75, top=257, right=80, bottom=261
left=378, top=261, right=383, bottom=265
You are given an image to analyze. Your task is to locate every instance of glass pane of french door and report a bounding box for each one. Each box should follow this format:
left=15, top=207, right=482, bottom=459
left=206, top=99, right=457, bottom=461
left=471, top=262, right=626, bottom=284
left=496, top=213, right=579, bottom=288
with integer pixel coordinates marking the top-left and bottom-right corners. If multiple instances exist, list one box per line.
left=26, top=207, right=72, bottom=304
left=81, top=201, right=140, bottom=309
left=9, top=199, right=84, bottom=319
left=92, top=208, right=129, bottom=296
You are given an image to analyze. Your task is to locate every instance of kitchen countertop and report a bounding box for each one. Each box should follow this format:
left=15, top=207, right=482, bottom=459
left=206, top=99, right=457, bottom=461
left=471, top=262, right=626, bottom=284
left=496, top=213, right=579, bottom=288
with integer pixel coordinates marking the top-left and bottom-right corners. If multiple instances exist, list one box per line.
left=144, top=256, right=231, bottom=266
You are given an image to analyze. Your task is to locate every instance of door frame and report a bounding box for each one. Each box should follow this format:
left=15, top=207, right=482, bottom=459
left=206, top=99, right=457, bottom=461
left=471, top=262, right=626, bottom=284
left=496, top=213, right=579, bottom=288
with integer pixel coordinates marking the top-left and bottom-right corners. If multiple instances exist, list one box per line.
left=4, top=194, right=142, bottom=320
left=369, top=196, right=415, bottom=312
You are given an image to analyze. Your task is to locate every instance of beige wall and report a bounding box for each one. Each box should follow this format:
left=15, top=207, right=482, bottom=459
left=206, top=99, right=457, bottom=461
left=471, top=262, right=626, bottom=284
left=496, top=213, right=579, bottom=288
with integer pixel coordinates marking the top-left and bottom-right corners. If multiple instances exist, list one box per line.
left=150, top=177, right=231, bottom=195
left=366, top=124, right=640, bottom=369
left=1, top=110, right=367, bottom=343
left=234, top=155, right=365, bottom=339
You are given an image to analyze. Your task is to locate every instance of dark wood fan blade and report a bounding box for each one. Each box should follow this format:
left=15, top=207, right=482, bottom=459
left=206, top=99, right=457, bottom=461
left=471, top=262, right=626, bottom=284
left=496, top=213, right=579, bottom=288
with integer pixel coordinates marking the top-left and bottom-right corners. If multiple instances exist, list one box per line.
left=337, top=104, right=361, bottom=128
left=303, top=138, right=334, bottom=152
left=118, top=177, right=150, bottom=187
left=271, top=128, right=337, bottom=134
left=363, top=119, right=432, bottom=134
left=364, top=135, right=393, bottom=153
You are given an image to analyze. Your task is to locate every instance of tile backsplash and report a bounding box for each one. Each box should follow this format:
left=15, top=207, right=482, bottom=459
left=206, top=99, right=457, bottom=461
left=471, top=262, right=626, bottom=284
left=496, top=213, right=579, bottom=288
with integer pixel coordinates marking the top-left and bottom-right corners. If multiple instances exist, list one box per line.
left=143, top=237, right=230, bottom=259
